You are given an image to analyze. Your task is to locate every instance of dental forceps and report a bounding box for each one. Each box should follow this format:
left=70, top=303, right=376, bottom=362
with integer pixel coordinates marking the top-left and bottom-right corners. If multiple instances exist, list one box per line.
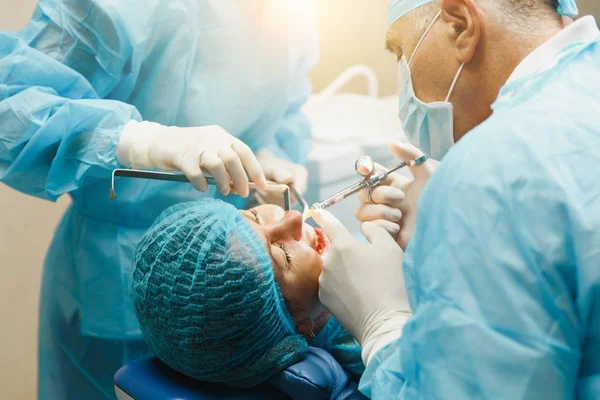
left=109, top=169, right=308, bottom=214
left=304, top=154, right=428, bottom=219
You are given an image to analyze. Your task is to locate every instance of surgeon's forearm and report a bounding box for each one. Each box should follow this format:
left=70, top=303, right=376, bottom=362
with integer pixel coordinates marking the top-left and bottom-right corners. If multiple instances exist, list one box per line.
left=0, top=33, right=142, bottom=201
left=0, top=92, right=139, bottom=201
left=361, top=314, right=411, bottom=366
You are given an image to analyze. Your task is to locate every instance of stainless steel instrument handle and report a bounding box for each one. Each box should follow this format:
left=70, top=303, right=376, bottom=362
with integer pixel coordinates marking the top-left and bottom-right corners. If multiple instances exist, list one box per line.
left=109, top=169, right=309, bottom=213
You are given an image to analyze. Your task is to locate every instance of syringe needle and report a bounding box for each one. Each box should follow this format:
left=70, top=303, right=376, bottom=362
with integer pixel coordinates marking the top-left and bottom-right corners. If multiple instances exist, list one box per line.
left=303, top=207, right=315, bottom=221
left=305, top=155, right=429, bottom=220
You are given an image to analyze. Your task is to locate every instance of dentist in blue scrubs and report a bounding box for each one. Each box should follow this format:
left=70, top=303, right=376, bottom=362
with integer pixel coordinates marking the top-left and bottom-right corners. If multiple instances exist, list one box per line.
left=313, top=0, right=600, bottom=398
left=0, top=1, right=317, bottom=398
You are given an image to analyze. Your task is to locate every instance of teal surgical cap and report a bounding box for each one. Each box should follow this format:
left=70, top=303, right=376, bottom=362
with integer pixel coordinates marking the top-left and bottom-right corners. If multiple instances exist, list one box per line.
left=388, top=0, right=579, bottom=27
left=130, top=199, right=308, bottom=387
left=388, top=0, right=435, bottom=27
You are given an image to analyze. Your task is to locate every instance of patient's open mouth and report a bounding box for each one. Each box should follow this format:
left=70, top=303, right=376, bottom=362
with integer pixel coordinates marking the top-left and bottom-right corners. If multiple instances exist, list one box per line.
left=302, top=224, right=330, bottom=256
left=314, top=228, right=330, bottom=256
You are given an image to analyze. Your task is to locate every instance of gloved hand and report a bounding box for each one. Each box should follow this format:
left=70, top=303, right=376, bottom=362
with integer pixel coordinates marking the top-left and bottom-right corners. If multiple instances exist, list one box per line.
left=256, top=149, right=308, bottom=194
left=355, top=141, right=436, bottom=250
left=312, top=209, right=411, bottom=356
left=117, top=121, right=267, bottom=197
left=254, top=149, right=309, bottom=207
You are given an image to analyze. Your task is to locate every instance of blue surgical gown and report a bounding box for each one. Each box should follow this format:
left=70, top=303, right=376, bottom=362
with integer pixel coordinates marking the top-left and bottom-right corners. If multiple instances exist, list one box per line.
left=360, top=22, right=600, bottom=400
left=0, top=1, right=318, bottom=398
left=313, top=316, right=365, bottom=381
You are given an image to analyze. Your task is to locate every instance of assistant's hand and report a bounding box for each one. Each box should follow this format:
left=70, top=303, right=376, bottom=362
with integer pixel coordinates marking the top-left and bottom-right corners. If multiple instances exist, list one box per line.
left=355, top=141, right=436, bottom=250
left=253, top=149, right=309, bottom=206
left=117, top=121, right=268, bottom=197
left=312, top=209, right=411, bottom=347
left=256, top=149, right=308, bottom=194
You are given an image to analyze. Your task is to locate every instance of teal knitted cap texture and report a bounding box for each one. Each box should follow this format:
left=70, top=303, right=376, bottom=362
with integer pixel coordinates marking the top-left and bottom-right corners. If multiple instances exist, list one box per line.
left=130, top=199, right=308, bottom=387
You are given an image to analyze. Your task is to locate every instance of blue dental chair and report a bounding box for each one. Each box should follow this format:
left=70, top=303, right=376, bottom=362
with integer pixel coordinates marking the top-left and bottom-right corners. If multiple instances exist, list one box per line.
left=114, top=347, right=368, bottom=400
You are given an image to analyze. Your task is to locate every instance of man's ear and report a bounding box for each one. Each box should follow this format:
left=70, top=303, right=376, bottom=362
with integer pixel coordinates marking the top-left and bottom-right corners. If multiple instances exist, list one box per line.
left=441, top=0, right=481, bottom=64
left=295, top=318, right=315, bottom=336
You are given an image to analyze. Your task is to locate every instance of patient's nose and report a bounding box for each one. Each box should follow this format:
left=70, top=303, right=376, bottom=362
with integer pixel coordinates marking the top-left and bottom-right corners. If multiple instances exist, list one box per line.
left=267, top=211, right=303, bottom=242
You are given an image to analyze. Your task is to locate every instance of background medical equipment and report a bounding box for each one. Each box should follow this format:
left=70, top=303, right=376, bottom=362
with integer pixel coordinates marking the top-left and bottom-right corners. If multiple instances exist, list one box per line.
left=303, top=66, right=415, bottom=232
left=109, top=168, right=309, bottom=215
left=306, top=154, right=428, bottom=218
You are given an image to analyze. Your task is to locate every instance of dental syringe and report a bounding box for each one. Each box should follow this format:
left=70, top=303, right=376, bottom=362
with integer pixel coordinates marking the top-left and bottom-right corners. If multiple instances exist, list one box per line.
left=303, top=154, right=428, bottom=220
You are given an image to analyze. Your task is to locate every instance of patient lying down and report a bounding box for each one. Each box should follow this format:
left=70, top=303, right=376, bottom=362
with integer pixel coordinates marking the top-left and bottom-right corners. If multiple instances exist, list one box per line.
left=130, top=198, right=363, bottom=388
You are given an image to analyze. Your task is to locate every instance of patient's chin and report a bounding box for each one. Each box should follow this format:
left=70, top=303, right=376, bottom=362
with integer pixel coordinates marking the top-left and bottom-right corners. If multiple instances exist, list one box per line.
left=309, top=302, right=327, bottom=320
left=312, top=309, right=332, bottom=336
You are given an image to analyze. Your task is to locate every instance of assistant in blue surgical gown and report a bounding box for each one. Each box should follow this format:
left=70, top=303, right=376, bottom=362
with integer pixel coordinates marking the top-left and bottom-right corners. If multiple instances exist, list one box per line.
left=0, top=1, right=318, bottom=398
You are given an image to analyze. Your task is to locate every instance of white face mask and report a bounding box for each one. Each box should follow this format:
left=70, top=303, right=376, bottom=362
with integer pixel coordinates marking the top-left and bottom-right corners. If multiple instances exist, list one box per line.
left=398, top=10, right=465, bottom=161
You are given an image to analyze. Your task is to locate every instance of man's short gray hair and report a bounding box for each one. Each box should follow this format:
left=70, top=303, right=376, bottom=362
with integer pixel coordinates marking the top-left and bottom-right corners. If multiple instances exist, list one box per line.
left=412, top=0, right=562, bottom=36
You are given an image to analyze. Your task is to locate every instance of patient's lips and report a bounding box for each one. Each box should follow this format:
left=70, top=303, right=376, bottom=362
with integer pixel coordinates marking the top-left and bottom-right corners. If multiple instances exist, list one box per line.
left=314, top=228, right=330, bottom=256
left=302, top=224, right=330, bottom=256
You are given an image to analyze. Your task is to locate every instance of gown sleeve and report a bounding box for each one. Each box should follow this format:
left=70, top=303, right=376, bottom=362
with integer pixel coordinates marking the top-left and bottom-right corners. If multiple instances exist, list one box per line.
left=360, top=122, right=581, bottom=399
left=0, top=1, right=141, bottom=200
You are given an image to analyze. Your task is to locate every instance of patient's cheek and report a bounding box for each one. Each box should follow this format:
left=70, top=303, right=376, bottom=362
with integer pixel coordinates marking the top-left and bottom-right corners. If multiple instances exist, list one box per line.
left=305, top=257, right=322, bottom=300
left=309, top=255, right=323, bottom=282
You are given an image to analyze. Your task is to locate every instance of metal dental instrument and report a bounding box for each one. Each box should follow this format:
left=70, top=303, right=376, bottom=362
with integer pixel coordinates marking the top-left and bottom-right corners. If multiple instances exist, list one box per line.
left=303, top=154, right=429, bottom=219
left=109, top=169, right=307, bottom=212
left=289, top=184, right=310, bottom=218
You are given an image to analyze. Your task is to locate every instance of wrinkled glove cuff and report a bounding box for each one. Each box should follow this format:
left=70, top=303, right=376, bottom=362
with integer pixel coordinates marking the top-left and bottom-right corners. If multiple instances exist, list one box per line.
left=117, top=120, right=165, bottom=168
left=361, top=312, right=411, bottom=366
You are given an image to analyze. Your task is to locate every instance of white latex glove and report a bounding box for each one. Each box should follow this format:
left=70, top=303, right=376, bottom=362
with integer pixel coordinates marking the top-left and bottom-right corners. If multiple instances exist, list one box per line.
left=254, top=149, right=309, bottom=207
left=117, top=121, right=267, bottom=197
left=312, top=209, right=412, bottom=363
left=355, top=141, right=436, bottom=250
